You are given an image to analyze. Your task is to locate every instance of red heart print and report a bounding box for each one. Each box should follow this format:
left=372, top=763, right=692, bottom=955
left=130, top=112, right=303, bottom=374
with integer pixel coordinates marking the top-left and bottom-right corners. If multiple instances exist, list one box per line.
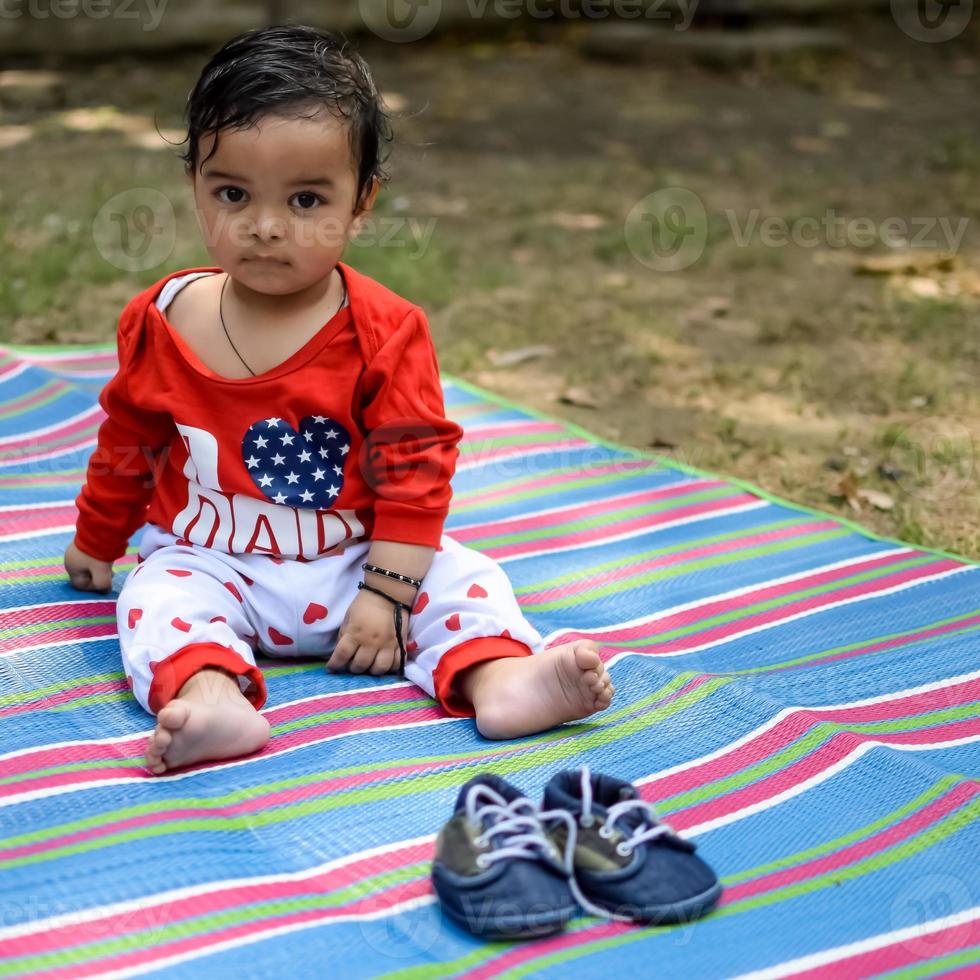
left=166, top=569, right=192, bottom=578
left=127, top=608, right=142, bottom=629
left=210, top=615, right=227, bottom=624
left=413, top=592, right=429, bottom=615
left=224, top=581, right=243, bottom=602
left=500, top=629, right=512, bottom=639
left=171, top=617, right=192, bottom=632
left=445, top=613, right=461, bottom=631
left=268, top=626, right=293, bottom=645
left=467, top=583, right=488, bottom=599
left=406, top=640, right=419, bottom=653
left=240, top=575, right=254, bottom=586
left=125, top=675, right=134, bottom=689
left=303, top=602, right=328, bottom=624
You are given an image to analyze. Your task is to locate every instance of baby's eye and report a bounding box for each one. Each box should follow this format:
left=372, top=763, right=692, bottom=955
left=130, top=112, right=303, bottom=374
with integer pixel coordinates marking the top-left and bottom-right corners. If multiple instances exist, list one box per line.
left=216, top=186, right=247, bottom=205
left=290, top=191, right=323, bottom=211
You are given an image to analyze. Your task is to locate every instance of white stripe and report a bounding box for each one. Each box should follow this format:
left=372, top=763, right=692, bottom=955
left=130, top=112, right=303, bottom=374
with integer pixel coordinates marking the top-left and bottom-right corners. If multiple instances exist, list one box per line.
left=0, top=830, right=437, bottom=942
left=455, top=441, right=590, bottom=473
left=460, top=417, right=563, bottom=436
left=0, top=524, right=76, bottom=546
left=583, top=565, right=974, bottom=660
left=0, top=436, right=97, bottom=468
left=0, top=362, right=29, bottom=384
left=499, top=500, right=767, bottom=566
left=684, top=731, right=980, bottom=838
left=540, top=546, right=913, bottom=644
left=731, top=906, right=980, bottom=980
left=0, top=596, right=114, bottom=618
left=0, top=499, right=73, bottom=513
left=0, top=404, right=102, bottom=445
left=450, top=476, right=705, bottom=534
left=1, top=667, right=973, bottom=953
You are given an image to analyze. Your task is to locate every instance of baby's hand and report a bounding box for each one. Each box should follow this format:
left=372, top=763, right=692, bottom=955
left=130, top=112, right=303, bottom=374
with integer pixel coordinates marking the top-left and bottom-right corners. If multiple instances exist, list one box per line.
left=327, top=587, right=409, bottom=676
left=64, top=538, right=114, bottom=593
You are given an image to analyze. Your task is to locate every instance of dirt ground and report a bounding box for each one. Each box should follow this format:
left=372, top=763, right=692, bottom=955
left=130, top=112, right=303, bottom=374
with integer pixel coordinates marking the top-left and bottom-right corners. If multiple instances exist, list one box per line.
left=1, top=17, right=977, bottom=557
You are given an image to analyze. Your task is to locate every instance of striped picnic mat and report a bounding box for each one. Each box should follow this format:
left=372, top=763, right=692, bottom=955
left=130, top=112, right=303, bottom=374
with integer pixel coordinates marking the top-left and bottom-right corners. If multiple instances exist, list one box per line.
left=0, top=342, right=977, bottom=979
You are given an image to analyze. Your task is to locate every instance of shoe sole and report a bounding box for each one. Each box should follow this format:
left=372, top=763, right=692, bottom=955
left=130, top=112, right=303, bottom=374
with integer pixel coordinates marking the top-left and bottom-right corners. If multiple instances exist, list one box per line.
left=597, top=879, right=724, bottom=925
left=437, top=898, right=578, bottom=940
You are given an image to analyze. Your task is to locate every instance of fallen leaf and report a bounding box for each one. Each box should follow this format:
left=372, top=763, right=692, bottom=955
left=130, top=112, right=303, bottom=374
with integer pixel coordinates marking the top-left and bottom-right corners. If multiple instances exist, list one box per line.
left=857, top=488, right=895, bottom=511
left=558, top=386, right=601, bottom=409
left=542, top=212, right=606, bottom=231
left=486, top=344, right=555, bottom=368
left=835, top=472, right=862, bottom=511
left=853, top=251, right=958, bottom=276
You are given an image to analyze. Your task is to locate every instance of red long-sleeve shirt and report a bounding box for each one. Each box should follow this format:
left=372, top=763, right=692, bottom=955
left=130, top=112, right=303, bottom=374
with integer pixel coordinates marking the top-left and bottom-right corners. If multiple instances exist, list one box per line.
left=74, top=263, right=464, bottom=562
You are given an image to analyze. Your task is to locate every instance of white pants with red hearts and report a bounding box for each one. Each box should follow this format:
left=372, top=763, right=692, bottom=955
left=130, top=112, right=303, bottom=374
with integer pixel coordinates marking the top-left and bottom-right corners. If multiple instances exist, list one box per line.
left=116, top=524, right=545, bottom=716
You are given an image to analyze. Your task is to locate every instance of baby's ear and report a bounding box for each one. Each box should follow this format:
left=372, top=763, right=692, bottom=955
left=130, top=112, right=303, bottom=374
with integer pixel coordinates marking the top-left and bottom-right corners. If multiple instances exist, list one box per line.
left=354, top=176, right=381, bottom=217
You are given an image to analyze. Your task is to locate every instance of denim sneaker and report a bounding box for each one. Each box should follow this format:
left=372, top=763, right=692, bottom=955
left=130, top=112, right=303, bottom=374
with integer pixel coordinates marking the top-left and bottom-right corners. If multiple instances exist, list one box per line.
left=541, top=766, right=722, bottom=924
left=431, top=773, right=579, bottom=939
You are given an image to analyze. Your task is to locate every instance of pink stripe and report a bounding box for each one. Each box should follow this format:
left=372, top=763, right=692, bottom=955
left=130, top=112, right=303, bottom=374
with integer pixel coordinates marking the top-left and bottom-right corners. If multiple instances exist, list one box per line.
left=0, top=474, right=81, bottom=486
left=0, top=680, right=125, bottom=719
left=0, top=406, right=103, bottom=451
left=0, top=358, right=24, bottom=379
left=0, top=621, right=117, bottom=656
left=457, top=437, right=592, bottom=467
left=0, top=678, right=707, bottom=847
left=481, top=493, right=756, bottom=561
left=646, top=560, right=961, bottom=655
left=0, top=505, right=77, bottom=536
left=725, top=781, right=978, bottom=903
left=662, top=718, right=980, bottom=832
left=791, top=921, right=979, bottom=979
left=520, top=520, right=839, bottom=604
left=0, top=380, right=68, bottom=414
left=784, top=612, right=980, bottom=673
left=643, top=678, right=980, bottom=803
left=455, top=459, right=655, bottom=509
left=0, top=432, right=98, bottom=466
left=0, top=685, right=437, bottom=782
left=11, top=868, right=434, bottom=973
left=583, top=551, right=919, bottom=644
left=452, top=479, right=722, bottom=543
left=460, top=420, right=566, bottom=441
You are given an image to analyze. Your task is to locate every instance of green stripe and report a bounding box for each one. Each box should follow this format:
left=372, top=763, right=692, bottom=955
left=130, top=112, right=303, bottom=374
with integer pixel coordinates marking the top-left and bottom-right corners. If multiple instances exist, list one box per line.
left=0, top=615, right=115, bottom=641
left=724, top=610, right=980, bottom=676
left=452, top=463, right=658, bottom=514
left=469, top=486, right=734, bottom=550
left=0, top=861, right=432, bottom=976
left=407, top=795, right=980, bottom=980
left=0, top=677, right=722, bottom=864
left=609, top=554, right=936, bottom=649
left=523, top=528, right=847, bottom=612
left=879, top=942, right=980, bottom=979
left=0, top=380, right=63, bottom=420
left=457, top=430, right=576, bottom=455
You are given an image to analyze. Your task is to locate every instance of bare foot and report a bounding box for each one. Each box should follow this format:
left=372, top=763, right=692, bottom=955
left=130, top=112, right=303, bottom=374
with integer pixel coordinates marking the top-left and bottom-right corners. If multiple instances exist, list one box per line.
left=143, top=668, right=270, bottom=775
left=459, top=639, right=614, bottom=740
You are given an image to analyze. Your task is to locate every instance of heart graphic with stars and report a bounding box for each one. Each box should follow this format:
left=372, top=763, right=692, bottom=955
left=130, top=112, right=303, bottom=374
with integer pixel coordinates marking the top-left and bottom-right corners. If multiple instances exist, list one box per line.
left=241, top=414, right=351, bottom=509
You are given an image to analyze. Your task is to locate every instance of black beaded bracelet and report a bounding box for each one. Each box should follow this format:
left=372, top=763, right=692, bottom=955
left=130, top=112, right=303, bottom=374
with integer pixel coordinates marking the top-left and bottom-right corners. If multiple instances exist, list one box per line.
left=361, top=563, right=422, bottom=590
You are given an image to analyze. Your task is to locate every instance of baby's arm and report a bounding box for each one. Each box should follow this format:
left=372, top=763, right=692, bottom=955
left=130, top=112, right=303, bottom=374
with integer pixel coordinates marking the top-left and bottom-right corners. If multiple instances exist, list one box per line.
left=67, top=299, right=172, bottom=591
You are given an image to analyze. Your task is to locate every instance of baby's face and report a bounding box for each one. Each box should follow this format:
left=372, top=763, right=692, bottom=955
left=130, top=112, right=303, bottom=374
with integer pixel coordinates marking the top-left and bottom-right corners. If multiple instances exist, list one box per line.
left=189, top=112, right=377, bottom=295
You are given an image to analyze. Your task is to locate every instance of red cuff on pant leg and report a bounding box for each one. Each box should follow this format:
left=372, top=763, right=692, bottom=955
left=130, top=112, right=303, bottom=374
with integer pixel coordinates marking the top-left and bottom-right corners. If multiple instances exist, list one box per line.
left=433, top=636, right=532, bottom=718
left=147, top=642, right=267, bottom=713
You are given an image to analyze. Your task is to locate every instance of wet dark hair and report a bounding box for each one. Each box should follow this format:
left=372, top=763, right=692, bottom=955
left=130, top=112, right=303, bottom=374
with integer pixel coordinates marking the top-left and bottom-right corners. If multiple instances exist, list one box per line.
left=179, top=24, right=393, bottom=208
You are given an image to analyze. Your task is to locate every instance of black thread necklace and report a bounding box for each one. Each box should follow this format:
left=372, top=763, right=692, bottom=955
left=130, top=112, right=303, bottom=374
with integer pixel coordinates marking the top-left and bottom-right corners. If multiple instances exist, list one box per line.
left=218, top=272, right=348, bottom=378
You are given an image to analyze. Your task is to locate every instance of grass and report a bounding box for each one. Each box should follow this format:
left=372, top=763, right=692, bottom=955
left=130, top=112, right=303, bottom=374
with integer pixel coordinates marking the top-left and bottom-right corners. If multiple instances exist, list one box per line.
left=0, top=23, right=977, bottom=558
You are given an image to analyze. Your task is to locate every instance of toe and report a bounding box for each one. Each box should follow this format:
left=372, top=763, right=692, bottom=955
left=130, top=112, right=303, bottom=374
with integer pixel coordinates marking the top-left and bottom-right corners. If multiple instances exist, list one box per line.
left=158, top=700, right=190, bottom=732
left=573, top=641, right=602, bottom=672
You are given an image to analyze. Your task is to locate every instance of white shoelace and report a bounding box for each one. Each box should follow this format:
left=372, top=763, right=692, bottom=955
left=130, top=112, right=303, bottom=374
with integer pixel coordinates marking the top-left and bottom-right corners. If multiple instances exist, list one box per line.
left=463, top=766, right=679, bottom=922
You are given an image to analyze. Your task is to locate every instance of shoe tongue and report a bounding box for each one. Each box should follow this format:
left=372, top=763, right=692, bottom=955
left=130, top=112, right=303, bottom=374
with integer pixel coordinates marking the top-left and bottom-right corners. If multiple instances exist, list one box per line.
left=454, top=773, right=524, bottom=816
